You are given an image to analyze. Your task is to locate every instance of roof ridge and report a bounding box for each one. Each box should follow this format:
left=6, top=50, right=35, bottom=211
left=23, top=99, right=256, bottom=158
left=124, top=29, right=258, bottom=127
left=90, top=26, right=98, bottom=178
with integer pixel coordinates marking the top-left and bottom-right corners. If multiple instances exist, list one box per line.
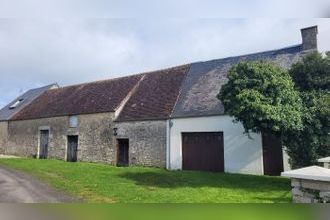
left=192, top=44, right=302, bottom=65
left=49, top=73, right=144, bottom=91
left=50, top=64, right=191, bottom=92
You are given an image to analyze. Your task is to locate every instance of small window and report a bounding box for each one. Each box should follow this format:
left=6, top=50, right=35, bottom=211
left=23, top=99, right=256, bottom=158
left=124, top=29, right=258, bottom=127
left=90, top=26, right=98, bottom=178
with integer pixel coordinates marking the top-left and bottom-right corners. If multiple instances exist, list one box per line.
left=9, top=99, right=24, bottom=109
left=69, top=116, right=78, bottom=128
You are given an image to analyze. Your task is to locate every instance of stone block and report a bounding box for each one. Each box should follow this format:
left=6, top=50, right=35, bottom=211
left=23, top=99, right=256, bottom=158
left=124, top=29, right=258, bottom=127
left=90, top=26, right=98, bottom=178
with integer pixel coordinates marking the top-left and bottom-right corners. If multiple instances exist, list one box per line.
left=320, top=191, right=330, bottom=198
left=291, top=178, right=301, bottom=187
left=325, top=163, right=330, bottom=169
left=301, top=180, right=330, bottom=191
left=292, top=187, right=303, bottom=196
left=293, top=195, right=313, bottom=203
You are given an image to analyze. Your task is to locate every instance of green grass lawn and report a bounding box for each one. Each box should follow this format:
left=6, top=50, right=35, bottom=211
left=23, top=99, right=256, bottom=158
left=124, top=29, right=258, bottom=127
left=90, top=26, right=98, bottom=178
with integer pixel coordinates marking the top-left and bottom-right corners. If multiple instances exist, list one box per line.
left=0, top=158, right=292, bottom=203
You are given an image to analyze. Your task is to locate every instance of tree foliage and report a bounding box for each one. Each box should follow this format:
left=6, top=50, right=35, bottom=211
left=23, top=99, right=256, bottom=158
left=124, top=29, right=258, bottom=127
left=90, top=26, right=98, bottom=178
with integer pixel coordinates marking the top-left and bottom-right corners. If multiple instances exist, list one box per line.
left=218, top=54, right=329, bottom=168
left=284, top=52, right=330, bottom=168
left=290, top=52, right=330, bottom=91
left=218, top=61, right=303, bottom=135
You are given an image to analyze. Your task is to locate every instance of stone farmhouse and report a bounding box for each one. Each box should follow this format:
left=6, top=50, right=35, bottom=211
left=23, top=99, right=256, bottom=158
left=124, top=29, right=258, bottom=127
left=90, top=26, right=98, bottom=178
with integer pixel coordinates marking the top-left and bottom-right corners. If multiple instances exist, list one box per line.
left=0, top=26, right=318, bottom=175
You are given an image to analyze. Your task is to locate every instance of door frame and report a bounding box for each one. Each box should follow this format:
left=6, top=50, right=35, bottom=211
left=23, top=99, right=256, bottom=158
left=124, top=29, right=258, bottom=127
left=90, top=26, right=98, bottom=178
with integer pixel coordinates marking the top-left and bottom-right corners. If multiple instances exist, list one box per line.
left=262, top=133, right=284, bottom=176
left=66, top=135, right=79, bottom=162
left=116, top=138, right=129, bottom=166
left=37, top=126, right=50, bottom=159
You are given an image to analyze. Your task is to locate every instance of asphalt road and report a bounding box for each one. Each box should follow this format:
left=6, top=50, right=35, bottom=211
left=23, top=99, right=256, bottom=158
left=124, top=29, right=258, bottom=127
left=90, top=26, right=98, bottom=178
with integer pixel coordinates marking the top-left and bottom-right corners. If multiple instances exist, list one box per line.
left=0, top=166, right=76, bottom=203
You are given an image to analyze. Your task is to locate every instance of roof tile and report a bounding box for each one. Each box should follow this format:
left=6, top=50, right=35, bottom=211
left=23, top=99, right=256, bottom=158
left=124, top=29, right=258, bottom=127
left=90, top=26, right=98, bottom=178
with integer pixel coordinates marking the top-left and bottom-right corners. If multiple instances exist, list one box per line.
left=12, top=75, right=142, bottom=120
left=115, top=65, right=190, bottom=121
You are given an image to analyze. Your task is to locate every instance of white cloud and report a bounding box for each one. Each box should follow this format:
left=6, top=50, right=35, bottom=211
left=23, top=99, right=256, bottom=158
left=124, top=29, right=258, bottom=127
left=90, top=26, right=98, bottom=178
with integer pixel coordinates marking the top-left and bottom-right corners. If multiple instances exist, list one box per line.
left=0, top=18, right=330, bottom=108
left=0, top=0, right=329, bottom=18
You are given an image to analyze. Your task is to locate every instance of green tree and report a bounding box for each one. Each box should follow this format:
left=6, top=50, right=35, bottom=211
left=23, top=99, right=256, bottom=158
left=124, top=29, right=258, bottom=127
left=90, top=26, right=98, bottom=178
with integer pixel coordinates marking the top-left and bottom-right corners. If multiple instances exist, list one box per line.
left=285, top=52, right=330, bottom=168
left=291, top=52, right=330, bottom=91
left=218, top=61, right=303, bottom=136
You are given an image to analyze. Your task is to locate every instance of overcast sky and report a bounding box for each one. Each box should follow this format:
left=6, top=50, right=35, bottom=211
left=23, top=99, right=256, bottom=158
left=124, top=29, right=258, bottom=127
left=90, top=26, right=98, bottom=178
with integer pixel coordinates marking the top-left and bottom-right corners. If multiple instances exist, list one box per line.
left=0, top=1, right=330, bottom=108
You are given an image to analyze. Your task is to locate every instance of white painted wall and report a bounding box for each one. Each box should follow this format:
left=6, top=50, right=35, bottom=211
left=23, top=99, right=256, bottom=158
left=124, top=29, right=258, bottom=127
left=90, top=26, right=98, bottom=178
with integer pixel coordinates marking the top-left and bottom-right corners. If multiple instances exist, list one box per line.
left=168, top=115, right=264, bottom=175
left=283, top=148, right=291, bottom=171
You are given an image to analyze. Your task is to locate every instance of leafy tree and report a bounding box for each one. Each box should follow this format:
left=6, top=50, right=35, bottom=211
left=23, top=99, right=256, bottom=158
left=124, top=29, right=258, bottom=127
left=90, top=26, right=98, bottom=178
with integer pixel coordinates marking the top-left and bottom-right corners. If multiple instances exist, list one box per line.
left=285, top=52, right=330, bottom=168
left=218, top=61, right=303, bottom=136
left=218, top=54, right=329, bottom=169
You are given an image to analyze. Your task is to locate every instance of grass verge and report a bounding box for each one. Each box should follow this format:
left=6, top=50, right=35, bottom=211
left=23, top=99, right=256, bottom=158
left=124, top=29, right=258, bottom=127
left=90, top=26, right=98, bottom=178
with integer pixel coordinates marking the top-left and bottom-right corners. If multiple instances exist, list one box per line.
left=0, top=158, right=291, bottom=203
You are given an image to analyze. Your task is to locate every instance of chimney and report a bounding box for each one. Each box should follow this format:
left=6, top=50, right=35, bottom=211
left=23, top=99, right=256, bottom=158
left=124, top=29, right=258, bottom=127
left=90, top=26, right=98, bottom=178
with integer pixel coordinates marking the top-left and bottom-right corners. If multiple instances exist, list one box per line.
left=300, top=26, right=318, bottom=51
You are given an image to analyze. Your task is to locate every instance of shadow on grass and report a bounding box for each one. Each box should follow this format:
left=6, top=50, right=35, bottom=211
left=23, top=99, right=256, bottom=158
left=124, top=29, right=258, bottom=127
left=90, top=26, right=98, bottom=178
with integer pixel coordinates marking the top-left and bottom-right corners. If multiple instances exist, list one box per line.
left=118, top=170, right=291, bottom=192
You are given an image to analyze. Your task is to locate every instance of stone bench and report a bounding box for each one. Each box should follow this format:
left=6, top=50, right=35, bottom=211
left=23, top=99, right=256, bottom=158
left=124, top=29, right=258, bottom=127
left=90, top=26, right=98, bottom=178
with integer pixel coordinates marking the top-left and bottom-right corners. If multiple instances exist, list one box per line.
left=318, top=157, right=330, bottom=169
left=281, top=166, right=330, bottom=203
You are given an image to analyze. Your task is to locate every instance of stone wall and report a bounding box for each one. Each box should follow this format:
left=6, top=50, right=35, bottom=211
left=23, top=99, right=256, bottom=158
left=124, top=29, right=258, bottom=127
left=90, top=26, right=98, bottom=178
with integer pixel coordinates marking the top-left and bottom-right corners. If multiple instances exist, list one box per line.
left=5, top=114, right=167, bottom=167
left=6, top=113, right=116, bottom=164
left=0, top=121, right=8, bottom=154
left=291, top=178, right=330, bottom=203
left=115, top=120, right=167, bottom=167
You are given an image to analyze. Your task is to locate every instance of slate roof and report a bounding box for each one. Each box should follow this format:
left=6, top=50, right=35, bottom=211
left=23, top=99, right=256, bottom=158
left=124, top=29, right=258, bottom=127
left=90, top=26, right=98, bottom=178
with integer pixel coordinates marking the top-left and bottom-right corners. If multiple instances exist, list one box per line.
left=12, top=75, right=142, bottom=120
left=0, top=84, right=57, bottom=121
left=171, top=45, right=305, bottom=118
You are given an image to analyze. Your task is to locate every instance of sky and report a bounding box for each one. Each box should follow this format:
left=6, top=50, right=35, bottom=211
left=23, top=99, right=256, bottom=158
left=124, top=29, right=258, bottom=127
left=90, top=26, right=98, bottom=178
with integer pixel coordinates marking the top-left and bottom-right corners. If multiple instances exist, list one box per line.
left=0, top=1, right=330, bottom=108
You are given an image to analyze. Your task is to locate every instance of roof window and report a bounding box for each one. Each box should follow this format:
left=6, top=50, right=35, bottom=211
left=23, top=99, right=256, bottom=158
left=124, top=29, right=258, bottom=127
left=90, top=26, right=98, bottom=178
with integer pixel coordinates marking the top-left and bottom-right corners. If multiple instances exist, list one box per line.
left=9, top=99, right=24, bottom=109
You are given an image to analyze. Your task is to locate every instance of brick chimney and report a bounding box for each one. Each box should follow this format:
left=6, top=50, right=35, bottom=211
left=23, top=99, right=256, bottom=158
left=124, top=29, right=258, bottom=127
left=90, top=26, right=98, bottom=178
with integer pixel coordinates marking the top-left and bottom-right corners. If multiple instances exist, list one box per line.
left=301, top=26, right=318, bottom=51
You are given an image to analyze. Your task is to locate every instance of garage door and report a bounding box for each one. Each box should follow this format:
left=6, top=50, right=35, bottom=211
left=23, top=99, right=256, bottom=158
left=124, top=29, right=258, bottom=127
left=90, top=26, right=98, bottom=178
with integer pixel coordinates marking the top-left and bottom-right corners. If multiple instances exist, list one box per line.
left=182, top=132, right=224, bottom=172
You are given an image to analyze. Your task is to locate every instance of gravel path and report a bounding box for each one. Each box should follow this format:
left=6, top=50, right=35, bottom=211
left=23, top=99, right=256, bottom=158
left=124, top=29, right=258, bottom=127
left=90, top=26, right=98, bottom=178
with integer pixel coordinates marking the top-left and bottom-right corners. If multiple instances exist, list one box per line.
left=0, top=166, right=77, bottom=203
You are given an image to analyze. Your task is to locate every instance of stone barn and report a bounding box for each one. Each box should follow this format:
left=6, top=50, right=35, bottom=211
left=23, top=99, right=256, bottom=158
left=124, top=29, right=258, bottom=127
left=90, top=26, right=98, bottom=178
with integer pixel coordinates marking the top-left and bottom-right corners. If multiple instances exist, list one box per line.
left=0, top=26, right=318, bottom=175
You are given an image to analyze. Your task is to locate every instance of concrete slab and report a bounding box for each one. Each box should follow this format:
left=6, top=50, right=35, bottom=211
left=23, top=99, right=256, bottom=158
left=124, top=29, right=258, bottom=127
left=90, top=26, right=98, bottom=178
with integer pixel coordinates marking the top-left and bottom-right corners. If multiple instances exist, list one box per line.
left=317, top=157, right=330, bottom=169
left=318, top=157, right=330, bottom=162
left=281, top=166, right=330, bottom=182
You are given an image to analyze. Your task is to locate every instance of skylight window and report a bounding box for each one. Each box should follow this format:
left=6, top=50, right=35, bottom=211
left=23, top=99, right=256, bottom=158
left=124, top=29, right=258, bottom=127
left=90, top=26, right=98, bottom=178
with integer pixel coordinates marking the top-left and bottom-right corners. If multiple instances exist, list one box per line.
left=9, top=99, right=24, bottom=109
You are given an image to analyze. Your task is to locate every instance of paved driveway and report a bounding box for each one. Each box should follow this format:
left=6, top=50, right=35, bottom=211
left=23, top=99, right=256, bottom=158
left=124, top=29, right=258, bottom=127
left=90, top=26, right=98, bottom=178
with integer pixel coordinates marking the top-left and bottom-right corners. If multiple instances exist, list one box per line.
left=0, top=166, right=76, bottom=203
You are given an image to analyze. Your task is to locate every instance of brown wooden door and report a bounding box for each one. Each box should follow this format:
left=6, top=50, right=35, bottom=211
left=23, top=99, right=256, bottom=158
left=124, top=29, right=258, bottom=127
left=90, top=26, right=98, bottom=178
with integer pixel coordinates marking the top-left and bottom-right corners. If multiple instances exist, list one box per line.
left=182, top=132, right=224, bottom=172
left=39, top=130, right=49, bottom=159
left=67, top=135, right=78, bottom=162
left=262, top=133, right=284, bottom=176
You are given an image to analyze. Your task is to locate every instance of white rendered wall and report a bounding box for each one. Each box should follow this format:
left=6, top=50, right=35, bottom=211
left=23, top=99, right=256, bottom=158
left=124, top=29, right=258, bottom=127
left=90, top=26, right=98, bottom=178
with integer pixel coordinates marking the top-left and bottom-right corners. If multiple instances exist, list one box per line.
left=168, top=115, right=264, bottom=175
left=283, top=148, right=291, bottom=171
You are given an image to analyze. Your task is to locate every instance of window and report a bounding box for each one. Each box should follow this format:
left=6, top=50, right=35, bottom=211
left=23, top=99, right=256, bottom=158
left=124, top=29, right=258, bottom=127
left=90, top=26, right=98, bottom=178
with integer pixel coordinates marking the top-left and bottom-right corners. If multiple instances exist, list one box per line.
left=9, top=99, right=24, bottom=109
left=69, top=116, right=78, bottom=128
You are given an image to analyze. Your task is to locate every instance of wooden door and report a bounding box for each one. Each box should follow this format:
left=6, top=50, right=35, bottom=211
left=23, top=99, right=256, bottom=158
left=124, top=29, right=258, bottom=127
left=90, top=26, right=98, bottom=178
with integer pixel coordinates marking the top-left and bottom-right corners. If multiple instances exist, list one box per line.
left=182, top=132, right=224, bottom=172
left=117, top=139, right=129, bottom=166
left=39, top=130, right=49, bottom=159
left=262, top=133, right=284, bottom=176
left=67, top=135, right=78, bottom=162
